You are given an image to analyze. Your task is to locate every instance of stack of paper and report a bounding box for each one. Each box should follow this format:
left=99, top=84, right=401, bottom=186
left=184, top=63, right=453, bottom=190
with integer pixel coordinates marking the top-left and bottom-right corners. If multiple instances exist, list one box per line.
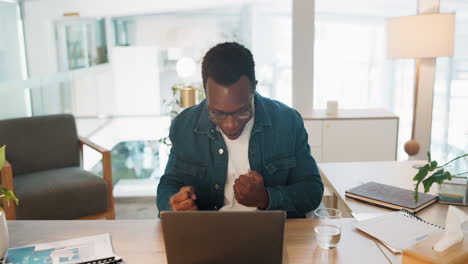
left=4, top=234, right=123, bottom=264
left=354, top=211, right=443, bottom=253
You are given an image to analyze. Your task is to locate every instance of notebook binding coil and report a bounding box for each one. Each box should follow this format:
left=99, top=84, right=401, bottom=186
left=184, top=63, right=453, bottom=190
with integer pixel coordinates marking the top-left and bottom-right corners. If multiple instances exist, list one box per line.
left=76, top=256, right=123, bottom=264
left=400, top=209, right=444, bottom=229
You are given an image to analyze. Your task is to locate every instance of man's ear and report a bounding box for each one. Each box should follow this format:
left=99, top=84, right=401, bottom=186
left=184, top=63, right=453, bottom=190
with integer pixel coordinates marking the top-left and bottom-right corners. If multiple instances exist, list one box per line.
left=252, top=80, right=258, bottom=92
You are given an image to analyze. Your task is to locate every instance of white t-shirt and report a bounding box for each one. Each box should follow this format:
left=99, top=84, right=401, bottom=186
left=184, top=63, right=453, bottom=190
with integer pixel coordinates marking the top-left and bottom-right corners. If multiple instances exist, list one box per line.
left=218, top=115, right=257, bottom=211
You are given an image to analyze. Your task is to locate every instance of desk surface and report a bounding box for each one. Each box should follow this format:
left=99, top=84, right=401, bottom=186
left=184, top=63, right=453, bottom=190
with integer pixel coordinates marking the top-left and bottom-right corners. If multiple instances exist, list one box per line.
left=319, top=160, right=468, bottom=263
left=8, top=219, right=390, bottom=264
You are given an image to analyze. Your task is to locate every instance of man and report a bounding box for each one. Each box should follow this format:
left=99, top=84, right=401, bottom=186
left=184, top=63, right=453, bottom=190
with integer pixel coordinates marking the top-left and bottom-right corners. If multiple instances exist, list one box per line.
left=157, top=42, right=323, bottom=218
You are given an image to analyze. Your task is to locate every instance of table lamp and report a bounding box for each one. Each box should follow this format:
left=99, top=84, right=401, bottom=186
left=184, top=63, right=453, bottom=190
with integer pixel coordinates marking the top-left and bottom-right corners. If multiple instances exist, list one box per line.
left=387, top=13, right=455, bottom=156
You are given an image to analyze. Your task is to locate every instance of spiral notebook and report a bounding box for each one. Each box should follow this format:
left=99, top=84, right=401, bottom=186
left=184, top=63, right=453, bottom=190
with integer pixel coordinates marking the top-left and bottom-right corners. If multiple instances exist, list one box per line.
left=354, top=210, right=444, bottom=254
left=4, top=234, right=123, bottom=264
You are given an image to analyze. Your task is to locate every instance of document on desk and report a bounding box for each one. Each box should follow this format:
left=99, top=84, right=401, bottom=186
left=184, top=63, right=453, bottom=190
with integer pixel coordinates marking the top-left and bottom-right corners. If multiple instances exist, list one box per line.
left=354, top=210, right=444, bottom=253
left=351, top=212, right=386, bottom=221
left=352, top=212, right=401, bottom=253
left=4, top=233, right=123, bottom=264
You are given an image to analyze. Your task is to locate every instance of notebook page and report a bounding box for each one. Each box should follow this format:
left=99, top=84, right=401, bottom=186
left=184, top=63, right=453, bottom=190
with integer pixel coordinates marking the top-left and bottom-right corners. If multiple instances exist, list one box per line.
left=354, top=211, right=442, bottom=253
left=352, top=212, right=400, bottom=253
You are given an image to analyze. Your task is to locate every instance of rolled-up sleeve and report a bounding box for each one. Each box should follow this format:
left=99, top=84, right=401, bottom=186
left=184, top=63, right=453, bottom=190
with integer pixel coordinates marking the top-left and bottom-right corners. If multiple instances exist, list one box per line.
left=265, top=111, right=323, bottom=217
left=156, top=121, right=184, bottom=216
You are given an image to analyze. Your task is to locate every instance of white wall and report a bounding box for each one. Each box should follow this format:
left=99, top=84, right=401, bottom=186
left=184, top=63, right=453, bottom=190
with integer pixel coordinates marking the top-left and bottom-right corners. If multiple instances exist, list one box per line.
left=112, top=47, right=160, bottom=116
left=71, top=64, right=115, bottom=117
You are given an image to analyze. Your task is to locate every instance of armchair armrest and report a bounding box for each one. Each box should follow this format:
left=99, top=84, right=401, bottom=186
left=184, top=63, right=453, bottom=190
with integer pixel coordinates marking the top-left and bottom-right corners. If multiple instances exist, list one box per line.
left=78, top=136, right=112, bottom=181
left=1, top=160, right=13, bottom=191
left=79, top=136, right=109, bottom=153
left=1, top=160, right=16, bottom=220
left=78, top=136, right=115, bottom=219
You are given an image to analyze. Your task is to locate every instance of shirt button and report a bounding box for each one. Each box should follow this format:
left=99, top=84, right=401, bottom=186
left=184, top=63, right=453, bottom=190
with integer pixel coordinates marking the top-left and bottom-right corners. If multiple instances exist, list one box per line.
left=214, top=184, right=220, bottom=190
left=218, top=148, right=224, bottom=155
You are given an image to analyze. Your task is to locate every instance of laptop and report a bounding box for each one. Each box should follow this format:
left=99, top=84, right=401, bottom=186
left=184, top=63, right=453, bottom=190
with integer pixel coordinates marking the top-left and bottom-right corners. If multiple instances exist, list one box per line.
left=161, top=211, right=286, bottom=264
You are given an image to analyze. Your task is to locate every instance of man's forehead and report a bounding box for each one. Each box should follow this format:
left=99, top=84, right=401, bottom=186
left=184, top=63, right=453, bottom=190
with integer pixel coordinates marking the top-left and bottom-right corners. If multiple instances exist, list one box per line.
left=207, top=76, right=251, bottom=97
left=206, top=76, right=252, bottom=112
left=206, top=76, right=251, bottom=90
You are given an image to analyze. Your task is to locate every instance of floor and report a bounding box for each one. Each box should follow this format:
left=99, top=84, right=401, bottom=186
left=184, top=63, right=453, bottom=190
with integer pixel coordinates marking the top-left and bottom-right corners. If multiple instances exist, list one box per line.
left=114, top=197, right=158, bottom=220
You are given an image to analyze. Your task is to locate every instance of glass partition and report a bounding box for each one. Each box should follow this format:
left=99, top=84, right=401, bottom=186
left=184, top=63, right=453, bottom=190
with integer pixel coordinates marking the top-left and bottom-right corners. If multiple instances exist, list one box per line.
left=112, top=1, right=292, bottom=109
left=431, top=0, right=468, bottom=173
left=0, top=79, right=33, bottom=119
left=0, top=0, right=28, bottom=118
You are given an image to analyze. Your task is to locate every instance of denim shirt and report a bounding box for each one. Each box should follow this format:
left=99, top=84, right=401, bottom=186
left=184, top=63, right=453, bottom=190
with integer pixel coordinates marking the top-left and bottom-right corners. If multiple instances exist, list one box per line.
left=156, top=93, right=324, bottom=218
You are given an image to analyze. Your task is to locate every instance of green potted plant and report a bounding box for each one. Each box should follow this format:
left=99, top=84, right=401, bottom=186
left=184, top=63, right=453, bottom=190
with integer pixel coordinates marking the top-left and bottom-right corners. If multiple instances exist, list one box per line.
left=163, top=83, right=205, bottom=119
left=413, top=152, right=468, bottom=204
left=0, top=146, right=18, bottom=208
left=159, top=83, right=205, bottom=147
left=0, top=145, right=19, bottom=258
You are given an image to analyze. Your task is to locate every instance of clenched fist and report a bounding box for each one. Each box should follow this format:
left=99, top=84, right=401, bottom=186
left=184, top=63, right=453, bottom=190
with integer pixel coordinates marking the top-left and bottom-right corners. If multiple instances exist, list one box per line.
left=234, top=171, right=269, bottom=209
left=170, top=186, right=198, bottom=211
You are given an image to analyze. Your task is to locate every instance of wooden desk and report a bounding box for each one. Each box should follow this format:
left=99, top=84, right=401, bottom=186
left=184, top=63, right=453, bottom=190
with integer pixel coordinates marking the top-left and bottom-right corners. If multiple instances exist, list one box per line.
left=8, top=218, right=390, bottom=264
left=319, top=160, right=468, bottom=263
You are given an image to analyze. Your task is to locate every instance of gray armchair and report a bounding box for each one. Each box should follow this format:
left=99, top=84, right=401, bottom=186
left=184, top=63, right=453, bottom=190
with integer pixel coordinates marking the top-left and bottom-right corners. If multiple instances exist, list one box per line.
left=0, top=114, right=115, bottom=220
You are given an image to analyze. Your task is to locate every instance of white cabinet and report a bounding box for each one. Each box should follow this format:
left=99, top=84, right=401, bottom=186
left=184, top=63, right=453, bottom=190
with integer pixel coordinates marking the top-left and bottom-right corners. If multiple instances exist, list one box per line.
left=304, top=109, right=398, bottom=162
left=304, top=121, right=322, bottom=147
left=55, top=18, right=108, bottom=71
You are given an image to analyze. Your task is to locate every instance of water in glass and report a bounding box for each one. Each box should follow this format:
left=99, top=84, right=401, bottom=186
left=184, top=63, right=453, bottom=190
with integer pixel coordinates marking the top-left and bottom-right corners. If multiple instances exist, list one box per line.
left=314, top=208, right=342, bottom=249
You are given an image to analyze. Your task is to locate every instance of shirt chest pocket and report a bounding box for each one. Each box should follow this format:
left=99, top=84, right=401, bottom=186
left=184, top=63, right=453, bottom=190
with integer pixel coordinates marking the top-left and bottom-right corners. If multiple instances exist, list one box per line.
left=173, top=158, right=207, bottom=186
left=263, top=154, right=296, bottom=186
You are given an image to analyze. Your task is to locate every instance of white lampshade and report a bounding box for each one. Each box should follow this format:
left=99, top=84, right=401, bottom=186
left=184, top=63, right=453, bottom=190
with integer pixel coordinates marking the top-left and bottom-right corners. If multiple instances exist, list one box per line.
left=387, top=13, right=455, bottom=59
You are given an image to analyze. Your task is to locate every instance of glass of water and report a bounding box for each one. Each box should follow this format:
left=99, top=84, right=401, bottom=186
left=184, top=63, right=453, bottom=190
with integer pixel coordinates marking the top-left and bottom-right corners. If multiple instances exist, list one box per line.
left=314, top=208, right=342, bottom=249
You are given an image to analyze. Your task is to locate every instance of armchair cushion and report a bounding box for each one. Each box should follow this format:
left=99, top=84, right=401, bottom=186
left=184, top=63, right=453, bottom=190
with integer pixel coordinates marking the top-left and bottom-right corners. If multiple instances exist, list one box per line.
left=14, top=167, right=108, bottom=220
left=0, top=114, right=80, bottom=175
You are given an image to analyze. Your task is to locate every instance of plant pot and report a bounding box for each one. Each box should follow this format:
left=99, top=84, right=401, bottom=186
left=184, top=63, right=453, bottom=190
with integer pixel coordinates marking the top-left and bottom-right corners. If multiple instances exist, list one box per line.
left=178, top=87, right=197, bottom=108
left=438, top=176, right=468, bottom=206
left=0, top=211, right=9, bottom=258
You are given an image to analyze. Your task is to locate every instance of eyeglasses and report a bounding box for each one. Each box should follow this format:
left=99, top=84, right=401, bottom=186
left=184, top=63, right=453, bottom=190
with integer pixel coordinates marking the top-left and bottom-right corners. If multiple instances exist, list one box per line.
left=208, top=105, right=253, bottom=121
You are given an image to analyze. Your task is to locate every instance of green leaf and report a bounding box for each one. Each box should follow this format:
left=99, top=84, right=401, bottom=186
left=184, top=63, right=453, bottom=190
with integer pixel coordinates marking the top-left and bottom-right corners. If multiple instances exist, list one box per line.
left=0, top=183, right=19, bottom=208
left=0, top=145, right=5, bottom=170
left=422, top=170, right=452, bottom=193
left=413, top=164, right=434, bottom=203
left=2, top=190, right=19, bottom=206
left=413, top=164, right=429, bottom=181
left=413, top=152, right=468, bottom=203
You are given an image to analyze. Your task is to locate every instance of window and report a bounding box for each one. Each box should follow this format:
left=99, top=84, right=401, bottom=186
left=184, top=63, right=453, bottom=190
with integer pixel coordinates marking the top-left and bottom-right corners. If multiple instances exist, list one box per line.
left=0, top=1, right=28, bottom=119
left=314, top=0, right=417, bottom=159
left=431, top=0, right=468, bottom=172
